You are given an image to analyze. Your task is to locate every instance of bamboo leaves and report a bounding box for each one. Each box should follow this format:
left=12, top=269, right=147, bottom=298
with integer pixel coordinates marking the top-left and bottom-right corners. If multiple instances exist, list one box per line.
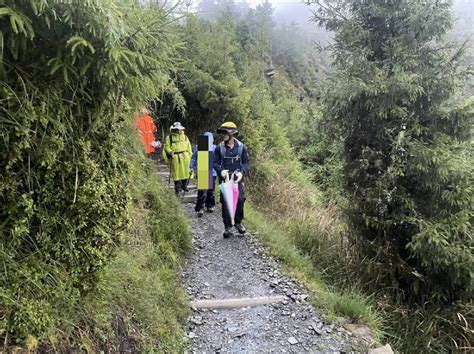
left=0, top=6, right=34, bottom=37
left=66, top=35, right=95, bottom=55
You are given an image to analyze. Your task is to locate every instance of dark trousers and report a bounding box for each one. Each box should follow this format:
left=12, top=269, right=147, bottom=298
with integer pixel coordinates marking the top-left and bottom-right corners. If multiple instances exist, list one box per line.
left=174, top=179, right=188, bottom=195
left=220, top=182, right=245, bottom=228
left=149, top=150, right=160, bottom=161
left=195, top=177, right=216, bottom=211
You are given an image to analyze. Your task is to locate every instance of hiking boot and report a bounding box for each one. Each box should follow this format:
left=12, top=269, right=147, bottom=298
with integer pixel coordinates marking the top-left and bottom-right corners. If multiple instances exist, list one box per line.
left=223, top=227, right=233, bottom=238
left=235, top=223, right=246, bottom=235
left=206, top=206, right=215, bottom=213
left=196, top=209, right=204, bottom=217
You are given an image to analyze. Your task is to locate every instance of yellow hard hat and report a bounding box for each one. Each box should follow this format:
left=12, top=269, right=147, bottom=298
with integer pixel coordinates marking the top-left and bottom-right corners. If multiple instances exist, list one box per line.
left=217, top=121, right=238, bottom=135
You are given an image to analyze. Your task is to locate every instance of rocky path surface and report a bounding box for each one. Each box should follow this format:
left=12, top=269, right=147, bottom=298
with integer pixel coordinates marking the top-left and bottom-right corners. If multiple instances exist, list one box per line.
left=181, top=204, right=360, bottom=353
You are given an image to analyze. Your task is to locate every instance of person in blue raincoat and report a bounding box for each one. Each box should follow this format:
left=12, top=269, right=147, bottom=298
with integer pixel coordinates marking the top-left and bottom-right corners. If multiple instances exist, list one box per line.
left=190, top=132, right=217, bottom=217
left=213, top=122, right=250, bottom=238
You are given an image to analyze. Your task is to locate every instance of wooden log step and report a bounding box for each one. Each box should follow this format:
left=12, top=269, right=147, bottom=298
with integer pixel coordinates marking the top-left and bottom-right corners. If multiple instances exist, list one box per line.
left=189, top=296, right=286, bottom=309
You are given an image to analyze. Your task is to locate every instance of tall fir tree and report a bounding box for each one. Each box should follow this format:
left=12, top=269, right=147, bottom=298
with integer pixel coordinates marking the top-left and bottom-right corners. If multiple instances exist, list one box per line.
left=313, top=0, right=473, bottom=303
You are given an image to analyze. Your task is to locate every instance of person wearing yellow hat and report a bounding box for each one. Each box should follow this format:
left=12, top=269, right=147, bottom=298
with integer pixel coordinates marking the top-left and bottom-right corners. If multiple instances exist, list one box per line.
left=213, top=122, right=250, bottom=238
left=163, top=122, right=192, bottom=195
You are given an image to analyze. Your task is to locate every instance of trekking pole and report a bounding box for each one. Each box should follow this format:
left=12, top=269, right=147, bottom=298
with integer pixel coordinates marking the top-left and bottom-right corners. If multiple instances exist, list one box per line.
left=168, top=163, right=171, bottom=186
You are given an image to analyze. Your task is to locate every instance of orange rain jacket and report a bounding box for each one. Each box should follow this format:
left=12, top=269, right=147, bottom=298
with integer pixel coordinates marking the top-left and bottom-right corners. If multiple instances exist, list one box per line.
left=134, top=112, right=157, bottom=154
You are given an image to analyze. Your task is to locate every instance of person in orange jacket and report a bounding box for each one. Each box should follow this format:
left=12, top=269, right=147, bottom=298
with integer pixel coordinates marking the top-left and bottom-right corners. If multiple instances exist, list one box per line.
left=134, top=107, right=160, bottom=155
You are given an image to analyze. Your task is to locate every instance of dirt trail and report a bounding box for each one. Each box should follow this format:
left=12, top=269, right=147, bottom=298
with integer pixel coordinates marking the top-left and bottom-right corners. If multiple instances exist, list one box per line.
left=181, top=203, right=360, bottom=353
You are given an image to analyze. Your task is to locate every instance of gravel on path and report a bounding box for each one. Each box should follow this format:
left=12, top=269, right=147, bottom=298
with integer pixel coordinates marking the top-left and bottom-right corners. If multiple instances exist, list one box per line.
left=182, top=204, right=361, bottom=353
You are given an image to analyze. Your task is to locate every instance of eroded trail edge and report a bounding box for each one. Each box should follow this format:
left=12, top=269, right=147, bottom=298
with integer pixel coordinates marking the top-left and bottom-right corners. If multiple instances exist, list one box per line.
left=181, top=204, right=365, bottom=353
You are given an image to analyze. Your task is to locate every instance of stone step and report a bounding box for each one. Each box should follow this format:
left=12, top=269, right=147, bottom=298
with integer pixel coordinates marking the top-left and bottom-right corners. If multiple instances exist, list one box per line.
left=180, top=193, right=197, bottom=204
left=165, top=180, right=197, bottom=189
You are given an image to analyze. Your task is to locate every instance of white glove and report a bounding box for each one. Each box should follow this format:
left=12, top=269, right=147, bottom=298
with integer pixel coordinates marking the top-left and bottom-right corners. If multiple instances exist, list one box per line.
left=221, top=170, right=229, bottom=179
left=151, top=141, right=162, bottom=148
left=234, top=172, right=243, bottom=182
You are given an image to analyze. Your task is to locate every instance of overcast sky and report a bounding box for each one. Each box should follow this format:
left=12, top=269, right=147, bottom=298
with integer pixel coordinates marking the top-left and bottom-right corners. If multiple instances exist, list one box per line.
left=249, top=0, right=317, bottom=27
left=246, top=0, right=473, bottom=31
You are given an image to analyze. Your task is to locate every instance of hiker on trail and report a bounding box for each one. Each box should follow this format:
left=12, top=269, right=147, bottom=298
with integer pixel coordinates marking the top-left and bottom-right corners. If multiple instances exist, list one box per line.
left=213, top=122, right=250, bottom=238
left=190, top=132, right=217, bottom=217
left=134, top=107, right=161, bottom=156
left=163, top=122, right=192, bottom=195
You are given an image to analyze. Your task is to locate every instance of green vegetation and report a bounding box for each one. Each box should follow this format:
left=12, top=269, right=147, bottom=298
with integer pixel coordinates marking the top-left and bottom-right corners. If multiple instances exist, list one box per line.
left=52, top=146, right=191, bottom=352
left=73, top=142, right=191, bottom=352
left=1, top=0, right=472, bottom=352
left=1, top=0, right=190, bottom=350
left=312, top=0, right=472, bottom=350
left=315, top=0, right=472, bottom=303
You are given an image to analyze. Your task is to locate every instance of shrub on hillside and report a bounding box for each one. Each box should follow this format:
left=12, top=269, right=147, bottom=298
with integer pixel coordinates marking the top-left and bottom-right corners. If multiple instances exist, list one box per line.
left=314, top=0, right=473, bottom=304
left=0, top=0, right=179, bottom=343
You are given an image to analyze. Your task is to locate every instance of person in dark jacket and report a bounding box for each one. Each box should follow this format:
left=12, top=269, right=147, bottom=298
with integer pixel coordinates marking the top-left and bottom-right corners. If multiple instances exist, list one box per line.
left=213, top=122, right=250, bottom=238
left=190, top=132, right=217, bottom=216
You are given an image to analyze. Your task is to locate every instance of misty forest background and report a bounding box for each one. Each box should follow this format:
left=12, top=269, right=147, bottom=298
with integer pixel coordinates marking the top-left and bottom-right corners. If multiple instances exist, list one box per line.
left=0, top=0, right=472, bottom=352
